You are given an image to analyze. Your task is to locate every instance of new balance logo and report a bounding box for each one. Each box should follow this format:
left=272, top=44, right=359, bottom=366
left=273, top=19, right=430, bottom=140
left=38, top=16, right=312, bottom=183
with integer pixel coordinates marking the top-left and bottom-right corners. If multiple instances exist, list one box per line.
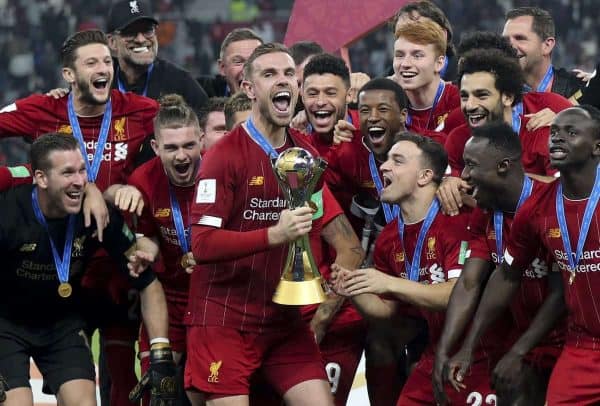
left=249, top=176, right=264, bottom=186
left=154, top=208, right=171, bottom=218
left=547, top=228, right=561, bottom=238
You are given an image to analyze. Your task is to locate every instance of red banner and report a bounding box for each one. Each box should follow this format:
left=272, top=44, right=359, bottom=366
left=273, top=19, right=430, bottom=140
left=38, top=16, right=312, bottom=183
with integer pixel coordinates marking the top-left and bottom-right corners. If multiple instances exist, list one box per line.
left=284, top=0, right=410, bottom=52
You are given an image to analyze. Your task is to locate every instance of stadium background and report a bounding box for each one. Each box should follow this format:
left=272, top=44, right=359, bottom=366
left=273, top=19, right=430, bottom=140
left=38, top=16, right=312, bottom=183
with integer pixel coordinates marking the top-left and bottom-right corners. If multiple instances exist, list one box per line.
left=0, top=0, right=597, bottom=404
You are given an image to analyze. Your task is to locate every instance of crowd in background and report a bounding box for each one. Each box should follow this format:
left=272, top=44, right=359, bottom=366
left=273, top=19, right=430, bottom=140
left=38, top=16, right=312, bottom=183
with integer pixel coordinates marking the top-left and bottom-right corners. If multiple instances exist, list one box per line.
left=0, top=0, right=597, bottom=164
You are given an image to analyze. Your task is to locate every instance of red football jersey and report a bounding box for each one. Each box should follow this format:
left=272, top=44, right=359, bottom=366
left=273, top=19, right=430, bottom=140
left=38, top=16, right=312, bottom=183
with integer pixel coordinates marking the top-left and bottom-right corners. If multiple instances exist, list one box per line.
left=468, top=192, right=565, bottom=349
left=187, top=125, right=325, bottom=333
left=0, top=91, right=158, bottom=191
left=507, top=180, right=600, bottom=349
left=445, top=91, right=572, bottom=177
left=128, top=157, right=193, bottom=296
left=373, top=208, right=471, bottom=356
left=0, top=165, right=32, bottom=191
left=407, top=82, right=460, bottom=134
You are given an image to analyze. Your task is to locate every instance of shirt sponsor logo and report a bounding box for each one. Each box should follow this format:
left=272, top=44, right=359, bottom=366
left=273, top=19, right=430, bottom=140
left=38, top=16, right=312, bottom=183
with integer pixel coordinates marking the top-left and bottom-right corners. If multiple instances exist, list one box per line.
left=547, top=228, right=561, bottom=238
left=208, top=360, right=222, bottom=383
left=81, top=140, right=128, bottom=163
left=554, top=249, right=600, bottom=273
left=113, top=117, right=127, bottom=141
left=154, top=208, right=171, bottom=218
left=19, top=243, right=37, bottom=252
left=248, top=176, right=264, bottom=186
left=196, top=179, right=216, bottom=203
left=243, top=197, right=287, bottom=222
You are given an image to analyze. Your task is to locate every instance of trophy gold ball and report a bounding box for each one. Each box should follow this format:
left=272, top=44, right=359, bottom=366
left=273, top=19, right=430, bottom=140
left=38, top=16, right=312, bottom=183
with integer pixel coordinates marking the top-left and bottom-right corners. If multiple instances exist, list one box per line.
left=272, top=147, right=329, bottom=305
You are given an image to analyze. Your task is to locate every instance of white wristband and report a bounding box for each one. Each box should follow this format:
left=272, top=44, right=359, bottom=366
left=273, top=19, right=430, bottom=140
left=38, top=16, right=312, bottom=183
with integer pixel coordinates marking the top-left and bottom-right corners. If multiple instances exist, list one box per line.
left=149, top=337, right=170, bottom=345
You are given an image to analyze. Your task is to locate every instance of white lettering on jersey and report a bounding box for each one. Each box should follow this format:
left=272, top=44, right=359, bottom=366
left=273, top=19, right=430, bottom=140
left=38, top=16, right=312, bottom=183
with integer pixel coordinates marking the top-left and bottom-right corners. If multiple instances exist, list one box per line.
left=429, top=263, right=446, bottom=284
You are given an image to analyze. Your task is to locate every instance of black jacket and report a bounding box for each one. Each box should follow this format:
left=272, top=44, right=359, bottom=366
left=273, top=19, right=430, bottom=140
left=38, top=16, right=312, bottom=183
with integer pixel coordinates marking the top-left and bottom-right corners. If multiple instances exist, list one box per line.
left=197, top=74, right=230, bottom=98
left=552, top=67, right=585, bottom=101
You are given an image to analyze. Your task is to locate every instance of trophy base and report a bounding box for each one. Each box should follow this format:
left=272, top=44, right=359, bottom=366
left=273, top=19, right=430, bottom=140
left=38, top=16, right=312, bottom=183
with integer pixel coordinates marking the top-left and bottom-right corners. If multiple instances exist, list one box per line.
left=272, top=278, right=327, bottom=305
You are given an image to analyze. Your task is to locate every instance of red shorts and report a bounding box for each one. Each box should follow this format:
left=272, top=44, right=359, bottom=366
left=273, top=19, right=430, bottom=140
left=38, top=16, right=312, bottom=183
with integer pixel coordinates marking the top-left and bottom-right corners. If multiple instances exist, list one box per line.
left=184, top=324, right=327, bottom=399
left=320, top=319, right=366, bottom=406
left=546, top=345, right=600, bottom=405
left=139, top=293, right=187, bottom=355
left=398, top=354, right=496, bottom=406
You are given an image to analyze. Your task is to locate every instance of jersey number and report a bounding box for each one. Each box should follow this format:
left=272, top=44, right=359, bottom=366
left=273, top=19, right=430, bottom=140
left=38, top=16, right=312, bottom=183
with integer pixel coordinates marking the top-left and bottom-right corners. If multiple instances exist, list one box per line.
left=325, top=362, right=341, bottom=394
left=467, top=392, right=497, bottom=406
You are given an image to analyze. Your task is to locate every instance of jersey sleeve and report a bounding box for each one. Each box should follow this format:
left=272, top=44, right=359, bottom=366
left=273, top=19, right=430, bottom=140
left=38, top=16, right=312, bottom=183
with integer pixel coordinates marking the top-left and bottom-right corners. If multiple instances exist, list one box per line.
left=320, top=183, right=344, bottom=227
left=0, top=165, right=33, bottom=191
left=441, top=212, right=470, bottom=280
left=504, top=200, right=540, bottom=273
left=445, top=127, right=466, bottom=177
left=0, top=96, right=40, bottom=138
left=467, top=208, right=493, bottom=262
left=101, top=205, right=156, bottom=290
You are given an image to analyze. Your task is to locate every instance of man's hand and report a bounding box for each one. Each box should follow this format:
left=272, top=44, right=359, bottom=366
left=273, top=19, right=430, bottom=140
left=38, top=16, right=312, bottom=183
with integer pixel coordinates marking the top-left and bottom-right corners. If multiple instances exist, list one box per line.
left=114, top=185, right=145, bottom=216
left=0, top=373, right=8, bottom=402
left=339, top=267, right=392, bottom=296
left=432, top=352, right=449, bottom=405
left=129, top=344, right=177, bottom=405
left=572, top=68, right=596, bottom=82
left=45, top=87, right=69, bottom=99
left=126, top=237, right=159, bottom=277
left=290, top=110, right=310, bottom=133
left=348, top=72, right=371, bottom=104
left=181, top=252, right=197, bottom=274
left=268, top=206, right=313, bottom=246
left=445, top=347, right=472, bottom=392
left=333, top=120, right=356, bottom=145
left=329, top=263, right=353, bottom=296
left=83, top=183, right=109, bottom=242
left=491, top=349, right=524, bottom=395
left=525, top=108, right=557, bottom=131
left=436, top=176, right=471, bottom=216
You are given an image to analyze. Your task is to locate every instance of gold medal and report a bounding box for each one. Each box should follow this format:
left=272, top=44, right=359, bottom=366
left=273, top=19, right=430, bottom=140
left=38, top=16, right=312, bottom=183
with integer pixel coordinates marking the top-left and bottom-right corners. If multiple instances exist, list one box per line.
left=58, top=282, right=72, bottom=298
left=569, top=271, right=576, bottom=285
left=180, top=252, right=192, bottom=269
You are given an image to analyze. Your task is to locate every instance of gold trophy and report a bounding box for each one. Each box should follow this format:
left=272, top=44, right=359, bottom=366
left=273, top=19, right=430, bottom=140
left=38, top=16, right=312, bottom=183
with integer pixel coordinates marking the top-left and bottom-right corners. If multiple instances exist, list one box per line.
left=272, top=147, right=329, bottom=305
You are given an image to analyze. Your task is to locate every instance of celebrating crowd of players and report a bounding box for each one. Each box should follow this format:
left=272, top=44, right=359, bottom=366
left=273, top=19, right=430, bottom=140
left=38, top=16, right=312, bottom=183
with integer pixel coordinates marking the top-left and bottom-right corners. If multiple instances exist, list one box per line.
left=1, top=0, right=600, bottom=405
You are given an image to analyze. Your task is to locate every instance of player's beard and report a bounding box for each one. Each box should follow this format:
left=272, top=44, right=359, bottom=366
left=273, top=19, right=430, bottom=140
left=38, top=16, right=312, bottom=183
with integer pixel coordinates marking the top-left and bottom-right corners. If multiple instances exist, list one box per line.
left=76, top=77, right=109, bottom=106
left=259, top=98, right=292, bottom=129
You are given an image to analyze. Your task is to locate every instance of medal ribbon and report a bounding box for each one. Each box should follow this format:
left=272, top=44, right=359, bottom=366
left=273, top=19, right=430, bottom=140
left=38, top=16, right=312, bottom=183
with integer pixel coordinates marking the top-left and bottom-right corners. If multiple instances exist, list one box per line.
left=555, top=164, right=600, bottom=275
left=116, top=63, right=154, bottom=97
left=169, top=185, right=190, bottom=254
left=493, top=176, right=533, bottom=263
left=31, top=187, right=75, bottom=285
left=523, top=65, right=554, bottom=93
left=245, top=117, right=279, bottom=160
left=406, top=80, right=445, bottom=130
left=67, top=93, right=113, bottom=182
left=512, top=102, right=523, bottom=134
left=369, top=152, right=399, bottom=223
left=397, top=198, right=440, bottom=281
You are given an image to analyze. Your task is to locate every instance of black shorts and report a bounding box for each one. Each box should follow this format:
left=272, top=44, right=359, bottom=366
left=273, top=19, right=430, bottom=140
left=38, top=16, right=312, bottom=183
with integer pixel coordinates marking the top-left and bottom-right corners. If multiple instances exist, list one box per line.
left=0, top=316, right=96, bottom=394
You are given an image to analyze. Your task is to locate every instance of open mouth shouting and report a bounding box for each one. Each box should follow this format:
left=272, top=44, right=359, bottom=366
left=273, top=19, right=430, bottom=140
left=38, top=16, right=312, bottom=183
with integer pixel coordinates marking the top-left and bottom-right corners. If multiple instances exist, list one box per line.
left=368, top=126, right=387, bottom=146
left=272, top=90, right=292, bottom=115
left=92, top=77, right=109, bottom=91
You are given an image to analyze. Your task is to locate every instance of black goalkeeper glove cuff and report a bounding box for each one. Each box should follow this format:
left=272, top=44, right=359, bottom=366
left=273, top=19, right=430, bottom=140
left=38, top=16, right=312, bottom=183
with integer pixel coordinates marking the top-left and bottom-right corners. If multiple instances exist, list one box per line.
left=129, top=345, right=177, bottom=405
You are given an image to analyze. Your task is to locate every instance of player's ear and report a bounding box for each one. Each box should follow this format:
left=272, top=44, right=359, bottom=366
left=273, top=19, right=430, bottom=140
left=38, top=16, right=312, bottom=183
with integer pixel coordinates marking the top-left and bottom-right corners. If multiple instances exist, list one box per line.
left=593, top=140, right=600, bottom=158
left=501, top=92, right=515, bottom=108
left=241, top=79, right=255, bottom=101
left=497, top=157, right=511, bottom=174
left=106, top=33, right=117, bottom=52
left=62, top=67, right=75, bottom=85
left=417, top=168, right=434, bottom=186
left=150, top=138, right=159, bottom=155
left=34, top=169, right=49, bottom=189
